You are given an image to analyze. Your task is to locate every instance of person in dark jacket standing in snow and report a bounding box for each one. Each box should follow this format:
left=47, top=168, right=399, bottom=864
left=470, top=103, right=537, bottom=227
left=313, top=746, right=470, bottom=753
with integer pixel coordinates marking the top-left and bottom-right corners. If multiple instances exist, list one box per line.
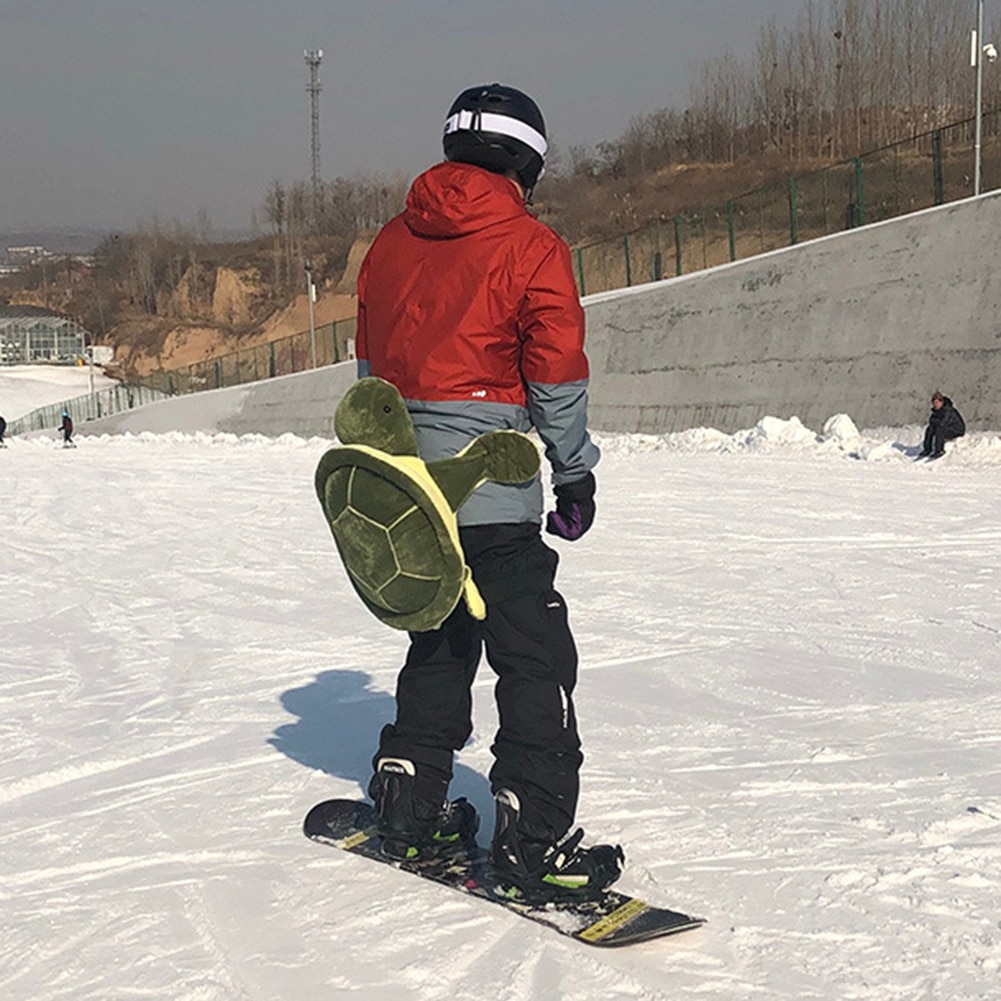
left=60, top=410, right=74, bottom=447
left=355, top=83, right=623, bottom=901
left=918, top=391, right=965, bottom=458
left=0, top=413, right=6, bottom=446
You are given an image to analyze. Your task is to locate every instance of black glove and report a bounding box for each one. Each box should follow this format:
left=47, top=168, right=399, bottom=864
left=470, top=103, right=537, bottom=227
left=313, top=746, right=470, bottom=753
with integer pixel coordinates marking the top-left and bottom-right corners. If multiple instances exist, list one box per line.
left=545, top=472, right=596, bottom=541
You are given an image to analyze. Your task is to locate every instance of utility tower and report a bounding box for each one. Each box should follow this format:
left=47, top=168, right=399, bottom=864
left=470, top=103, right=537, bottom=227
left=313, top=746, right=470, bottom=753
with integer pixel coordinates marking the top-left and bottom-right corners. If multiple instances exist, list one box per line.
left=304, top=49, right=323, bottom=206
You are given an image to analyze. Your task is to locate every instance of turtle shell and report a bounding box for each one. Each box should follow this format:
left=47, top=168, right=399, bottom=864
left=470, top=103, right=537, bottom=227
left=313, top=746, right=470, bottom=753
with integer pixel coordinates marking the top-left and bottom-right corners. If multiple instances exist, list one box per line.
left=316, top=446, right=466, bottom=631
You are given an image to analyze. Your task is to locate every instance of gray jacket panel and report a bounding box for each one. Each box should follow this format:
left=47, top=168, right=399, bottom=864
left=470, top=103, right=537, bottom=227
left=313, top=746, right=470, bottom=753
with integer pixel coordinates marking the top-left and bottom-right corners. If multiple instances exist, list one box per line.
left=405, top=399, right=543, bottom=526
left=525, top=379, right=601, bottom=486
left=351, top=366, right=599, bottom=526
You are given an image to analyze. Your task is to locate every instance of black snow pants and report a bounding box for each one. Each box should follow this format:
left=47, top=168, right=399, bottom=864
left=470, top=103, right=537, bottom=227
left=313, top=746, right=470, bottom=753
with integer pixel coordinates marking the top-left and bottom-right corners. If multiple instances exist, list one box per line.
left=922, top=422, right=960, bottom=455
left=372, top=523, right=584, bottom=844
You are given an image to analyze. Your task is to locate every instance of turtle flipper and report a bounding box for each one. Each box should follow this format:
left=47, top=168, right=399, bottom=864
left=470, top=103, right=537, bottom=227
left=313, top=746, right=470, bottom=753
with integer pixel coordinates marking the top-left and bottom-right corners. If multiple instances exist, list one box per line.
left=474, top=430, right=541, bottom=484
left=426, top=431, right=540, bottom=511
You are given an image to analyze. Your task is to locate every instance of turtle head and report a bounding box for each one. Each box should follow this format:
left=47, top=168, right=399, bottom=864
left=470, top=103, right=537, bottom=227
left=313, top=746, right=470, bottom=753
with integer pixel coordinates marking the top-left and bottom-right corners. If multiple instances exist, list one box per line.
left=334, top=377, right=419, bottom=456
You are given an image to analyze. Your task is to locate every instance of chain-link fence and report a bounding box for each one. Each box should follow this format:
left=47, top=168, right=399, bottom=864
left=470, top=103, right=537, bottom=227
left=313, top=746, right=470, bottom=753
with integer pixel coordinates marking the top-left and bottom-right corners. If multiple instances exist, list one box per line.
left=138, top=317, right=356, bottom=396
left=571, top=110, right=1001, bottom=296
left=9, top=382, right=172, bottom=436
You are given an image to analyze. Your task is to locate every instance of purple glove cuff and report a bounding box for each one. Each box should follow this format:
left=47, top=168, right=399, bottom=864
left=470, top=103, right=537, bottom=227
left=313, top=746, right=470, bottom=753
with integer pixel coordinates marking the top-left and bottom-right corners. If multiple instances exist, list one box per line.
left=546, top=504, right=588, bottom=541
left=545, top=472, right=596, bottom=541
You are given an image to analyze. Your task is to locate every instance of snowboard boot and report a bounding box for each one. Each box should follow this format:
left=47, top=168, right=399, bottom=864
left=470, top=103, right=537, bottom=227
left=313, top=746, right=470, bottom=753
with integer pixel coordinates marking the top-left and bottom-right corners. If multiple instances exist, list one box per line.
left=370, top=757, right=479, bottom=861
left=490, top=788, right=624, bottom=903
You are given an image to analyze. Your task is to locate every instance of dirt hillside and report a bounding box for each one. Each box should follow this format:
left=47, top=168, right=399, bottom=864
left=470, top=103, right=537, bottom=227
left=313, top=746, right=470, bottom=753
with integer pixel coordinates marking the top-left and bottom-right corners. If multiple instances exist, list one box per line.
left=115, top=234, right=375, bottom=376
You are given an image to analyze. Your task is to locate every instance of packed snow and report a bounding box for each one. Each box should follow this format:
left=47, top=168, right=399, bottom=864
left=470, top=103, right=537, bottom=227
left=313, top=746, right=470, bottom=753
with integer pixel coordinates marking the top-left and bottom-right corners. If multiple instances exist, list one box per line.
left=3, top=374, right=1001, bottom=1001
left=0, top=364, right=118, bottom=421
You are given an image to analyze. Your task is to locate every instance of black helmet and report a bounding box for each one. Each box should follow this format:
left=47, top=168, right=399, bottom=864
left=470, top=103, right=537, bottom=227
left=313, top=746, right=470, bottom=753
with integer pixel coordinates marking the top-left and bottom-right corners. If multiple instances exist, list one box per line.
left=442, top=83, right=547, bottom=190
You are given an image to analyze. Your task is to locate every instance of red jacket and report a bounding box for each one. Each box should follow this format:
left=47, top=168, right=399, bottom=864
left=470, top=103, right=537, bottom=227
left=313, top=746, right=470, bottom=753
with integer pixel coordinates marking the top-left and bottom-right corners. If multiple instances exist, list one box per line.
left=356, top=161, right=599, bottom=525
left=357, top=161, right=588, bottom=405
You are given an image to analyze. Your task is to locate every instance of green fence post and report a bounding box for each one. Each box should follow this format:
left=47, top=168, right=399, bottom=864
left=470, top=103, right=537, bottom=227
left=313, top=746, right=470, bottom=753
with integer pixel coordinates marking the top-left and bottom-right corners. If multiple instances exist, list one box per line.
left=652, top=250, right=663, bottom=282
left=575, top=248, right=586, bottom=296
left=332, top=320, right=339, bottom=363
left=822, top=168, right=830, bottom=233
left=214, top=359, right=222, bottom=389
left=854, top=157, right=865, bottom=226
left=673, top=216, right=683, bottom=276
left=623, top=234, right=632, bottom=286
left=932, top=129, right=944, bottom=205
left=892, top=142, right=902, bottom=217
left=788, top=177, right=799, bottom=245
left=727, top=200, right=736, bottom=261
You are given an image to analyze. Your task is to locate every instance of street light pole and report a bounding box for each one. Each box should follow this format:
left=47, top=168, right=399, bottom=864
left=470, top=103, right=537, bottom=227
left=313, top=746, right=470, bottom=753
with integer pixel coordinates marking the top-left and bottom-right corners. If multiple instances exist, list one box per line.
left=975, top=0, right=985, bottom=195
left=305, top=260, right=317, bottom=369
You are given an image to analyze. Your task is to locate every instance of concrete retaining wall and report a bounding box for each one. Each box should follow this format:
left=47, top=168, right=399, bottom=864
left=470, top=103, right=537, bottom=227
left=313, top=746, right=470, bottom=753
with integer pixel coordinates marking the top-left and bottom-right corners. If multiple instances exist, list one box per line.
left=584, top=190, right=1001, bottom=433
left=80, top=191, right=1001, bottom=439
left=81, top=362, right=357, bottom=438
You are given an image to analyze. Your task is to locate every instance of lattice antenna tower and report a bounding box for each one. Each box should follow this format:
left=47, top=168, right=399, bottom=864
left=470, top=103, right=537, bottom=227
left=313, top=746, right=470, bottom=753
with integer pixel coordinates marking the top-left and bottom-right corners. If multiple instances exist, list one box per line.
left=304, top=49, right=323, bottom=206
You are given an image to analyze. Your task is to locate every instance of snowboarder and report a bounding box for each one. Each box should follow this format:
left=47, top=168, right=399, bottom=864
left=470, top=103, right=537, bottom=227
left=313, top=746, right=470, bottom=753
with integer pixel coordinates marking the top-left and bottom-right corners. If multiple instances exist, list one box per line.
left=354, top=83, right=623, bottom=901
left=60, top=410, right=74, bottom=447
left=918, top=391, right=965, bottom=459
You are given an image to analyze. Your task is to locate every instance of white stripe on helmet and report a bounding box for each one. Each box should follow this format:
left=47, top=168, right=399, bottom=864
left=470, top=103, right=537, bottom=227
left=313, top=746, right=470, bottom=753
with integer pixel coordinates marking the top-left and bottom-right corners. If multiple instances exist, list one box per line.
left=443, top=110, right=547, bottom=158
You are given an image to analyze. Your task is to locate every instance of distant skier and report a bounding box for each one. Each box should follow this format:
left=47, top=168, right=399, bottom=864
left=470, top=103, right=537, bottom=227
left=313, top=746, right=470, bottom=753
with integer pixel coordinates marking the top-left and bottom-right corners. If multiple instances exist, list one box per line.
left=917, top=391, right=965, bottom=459
left=60, top=410, right=74, bottom=448
left=0, top=413, right=6, bottom=447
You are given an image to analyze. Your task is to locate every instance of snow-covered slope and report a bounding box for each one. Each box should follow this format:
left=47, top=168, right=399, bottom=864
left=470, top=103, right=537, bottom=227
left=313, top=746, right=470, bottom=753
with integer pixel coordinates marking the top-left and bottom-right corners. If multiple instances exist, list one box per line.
left=4, top=407, right=1001, bottom=999
left=0, top=364, right=118, bottom=421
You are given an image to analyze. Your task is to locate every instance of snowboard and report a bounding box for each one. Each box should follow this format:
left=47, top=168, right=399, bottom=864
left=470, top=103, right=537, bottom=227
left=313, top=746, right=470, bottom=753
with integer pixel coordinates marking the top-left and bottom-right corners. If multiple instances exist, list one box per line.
left=303, top=798, right=705, bottom=948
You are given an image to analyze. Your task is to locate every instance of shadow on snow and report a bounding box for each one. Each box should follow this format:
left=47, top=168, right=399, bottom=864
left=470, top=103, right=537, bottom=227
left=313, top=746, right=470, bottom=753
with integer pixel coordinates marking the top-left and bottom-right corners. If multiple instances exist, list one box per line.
left=270, top=668, right=492, bottom=814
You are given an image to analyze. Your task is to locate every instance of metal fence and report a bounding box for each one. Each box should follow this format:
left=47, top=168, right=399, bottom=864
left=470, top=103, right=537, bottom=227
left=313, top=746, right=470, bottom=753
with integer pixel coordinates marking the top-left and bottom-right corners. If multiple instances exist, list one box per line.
left=571, top=110, right=1001, bottom=295
left=9, top=382, right=172, bottom=436
left=137, top=110, right=1000, bottom=396
left=138, top=317, right=357, bottom=396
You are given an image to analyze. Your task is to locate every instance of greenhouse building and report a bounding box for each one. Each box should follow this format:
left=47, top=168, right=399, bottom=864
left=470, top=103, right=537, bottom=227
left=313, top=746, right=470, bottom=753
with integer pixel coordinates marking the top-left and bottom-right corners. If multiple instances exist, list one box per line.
left=0, top=305, right=89, bottom=365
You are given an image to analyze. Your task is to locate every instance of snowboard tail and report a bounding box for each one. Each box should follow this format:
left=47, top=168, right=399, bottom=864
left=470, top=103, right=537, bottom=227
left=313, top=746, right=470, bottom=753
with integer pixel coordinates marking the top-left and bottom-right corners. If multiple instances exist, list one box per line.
left=303, top=798, right=705, bottom=948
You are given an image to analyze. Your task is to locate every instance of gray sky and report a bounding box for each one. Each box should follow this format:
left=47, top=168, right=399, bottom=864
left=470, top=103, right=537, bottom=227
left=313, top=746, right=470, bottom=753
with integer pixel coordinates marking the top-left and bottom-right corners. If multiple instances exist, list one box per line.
left=0, top=0, right=809, bottom=233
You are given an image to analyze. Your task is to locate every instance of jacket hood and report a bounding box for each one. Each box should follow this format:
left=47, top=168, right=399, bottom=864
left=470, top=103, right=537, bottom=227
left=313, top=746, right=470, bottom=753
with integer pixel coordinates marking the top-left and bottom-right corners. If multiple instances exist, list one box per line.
left=403, top=162, right=526, bottom=238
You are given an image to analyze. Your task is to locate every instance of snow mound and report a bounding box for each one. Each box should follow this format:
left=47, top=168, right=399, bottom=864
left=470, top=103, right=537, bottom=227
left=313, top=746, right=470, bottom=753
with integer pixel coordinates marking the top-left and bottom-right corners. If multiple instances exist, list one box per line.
left=821, top=412, right=862, bottom=451
left=740, top=414, right=820, bottom=450
left=595, top=413, right=1001, bottom=467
